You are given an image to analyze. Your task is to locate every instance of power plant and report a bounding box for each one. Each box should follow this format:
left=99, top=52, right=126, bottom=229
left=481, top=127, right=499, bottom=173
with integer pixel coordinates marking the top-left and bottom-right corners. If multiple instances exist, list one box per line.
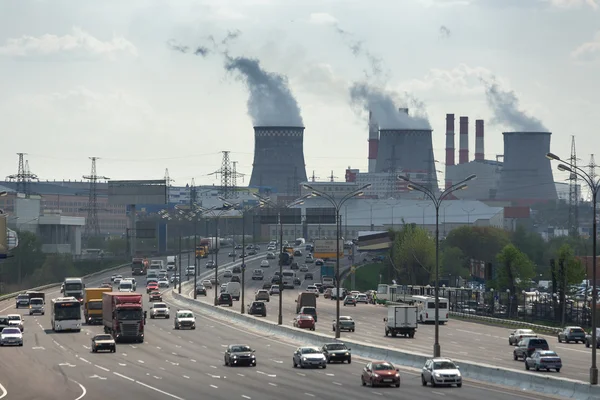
left=249, top=126, right=307, bottom=194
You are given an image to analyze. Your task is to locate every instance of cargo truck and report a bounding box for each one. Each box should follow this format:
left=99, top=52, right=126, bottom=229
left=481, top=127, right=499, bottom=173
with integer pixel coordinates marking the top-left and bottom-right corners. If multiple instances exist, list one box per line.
left=84, top=287, right=111, bottom=324
left=383, top=305, right=418, bottom=338
left=102, top=292, right=146, bottom=343
left=131, top=258, right=146, bottom=275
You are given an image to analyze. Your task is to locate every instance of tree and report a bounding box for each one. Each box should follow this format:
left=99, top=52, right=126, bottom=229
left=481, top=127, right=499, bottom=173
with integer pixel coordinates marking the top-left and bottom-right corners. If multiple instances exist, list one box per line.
left=2, top=231, right=45, bottom=284
left=31, top=254, right=77, bottom=286
left=444, top=226, right=510, bottom=264
left=391, top=224, right=435, bottom=285
left=495, top=244, right=535, bottom=293
left=511, top=225, right=546, bottom=267
left=556, top=243, right=586, bottom=287
left=441, top=246, right=469, bottom=283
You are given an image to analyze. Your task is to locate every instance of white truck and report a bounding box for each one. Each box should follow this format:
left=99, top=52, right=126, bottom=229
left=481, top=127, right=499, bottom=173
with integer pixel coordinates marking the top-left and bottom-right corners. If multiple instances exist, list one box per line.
left=166, top=256, right=177, bottom=271
left=225, top=282, right=241, bottom=301
left=384, top=305, right=418, bottom=338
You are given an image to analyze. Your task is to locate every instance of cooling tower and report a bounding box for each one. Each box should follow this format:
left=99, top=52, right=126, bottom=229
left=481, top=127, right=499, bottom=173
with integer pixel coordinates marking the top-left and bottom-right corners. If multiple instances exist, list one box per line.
left=496, top=132, right=557, bottom=201
left=375, top=129, right=439, bottom=191
left=249, top=126, right=308, bottom=194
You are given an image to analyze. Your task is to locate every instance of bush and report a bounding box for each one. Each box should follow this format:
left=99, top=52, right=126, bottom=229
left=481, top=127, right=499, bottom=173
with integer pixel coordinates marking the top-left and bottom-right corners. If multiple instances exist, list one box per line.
left=353, top=263, right=388, bottom=292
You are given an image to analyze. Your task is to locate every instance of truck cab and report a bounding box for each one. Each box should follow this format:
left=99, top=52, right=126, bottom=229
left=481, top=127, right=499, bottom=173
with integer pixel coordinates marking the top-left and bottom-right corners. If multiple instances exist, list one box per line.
left=62, top=277, right=85, bottom=303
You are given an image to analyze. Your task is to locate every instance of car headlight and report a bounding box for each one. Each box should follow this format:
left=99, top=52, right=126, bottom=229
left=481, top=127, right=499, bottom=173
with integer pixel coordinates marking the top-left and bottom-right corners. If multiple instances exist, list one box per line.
left=302, top=357, right=307, bottom=361
left=233, top=355, right=238, bottom=359
left=434, top=373, right=441, bottom=377
left=345, top=352, right=349, bottom=356
left=373, top=373, right=379, bottom=377
left=251, top=355, right=256, bottom=358
left=395, top=373, right=400, bottom=377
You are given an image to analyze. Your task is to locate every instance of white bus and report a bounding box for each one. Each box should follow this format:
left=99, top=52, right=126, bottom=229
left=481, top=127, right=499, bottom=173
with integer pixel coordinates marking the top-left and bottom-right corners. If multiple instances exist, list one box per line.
left=412, top=295, right=449, bottom=324
left=281, top=270, right=296, bottom=289
left=51, top=297, right=82, bottom=332
left=376, top=284, right=399, bottom=304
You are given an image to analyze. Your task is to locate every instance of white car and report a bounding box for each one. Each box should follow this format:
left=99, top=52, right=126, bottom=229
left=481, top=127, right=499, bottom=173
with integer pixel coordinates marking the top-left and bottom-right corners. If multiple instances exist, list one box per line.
left=7, top=314, right=24, bottom=332
left=174, top=310, right=196, bottom=330
left=158, top=278, right=170, bottom=288
left=114, top=275, right=123, bottom=284
left=223, top=270, right=233, bottom=278
left=260, top=260, right=270, bottom=268
left=267, top=245, right=276, bottom=251
left=0, top=327, right=23, bottom=346
left=356, top=293, right=369, bottom=303
left=150, top=302, right=170, bottom=319
left=306, top=285, right=319, bottom=297
left=269, top=285, right=280, bottom=295
left=299, top=265, right=309, bottom=272
left=202, top=279, right=213, bottom=289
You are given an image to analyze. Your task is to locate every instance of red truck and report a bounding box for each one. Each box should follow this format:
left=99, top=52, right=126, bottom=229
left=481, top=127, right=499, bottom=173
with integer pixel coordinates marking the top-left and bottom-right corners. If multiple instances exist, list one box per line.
left=102, top=292, right=146, bottom=343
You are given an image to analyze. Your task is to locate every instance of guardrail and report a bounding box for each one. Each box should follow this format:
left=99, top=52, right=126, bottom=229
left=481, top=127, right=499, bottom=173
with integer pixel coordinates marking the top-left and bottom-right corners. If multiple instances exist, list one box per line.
left=172, top=283, right=599, bottom=400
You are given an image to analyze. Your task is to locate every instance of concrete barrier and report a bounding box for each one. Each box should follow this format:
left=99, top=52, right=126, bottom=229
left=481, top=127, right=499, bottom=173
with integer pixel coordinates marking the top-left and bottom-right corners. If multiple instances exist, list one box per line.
left=171, top=287, right=600, bottom=400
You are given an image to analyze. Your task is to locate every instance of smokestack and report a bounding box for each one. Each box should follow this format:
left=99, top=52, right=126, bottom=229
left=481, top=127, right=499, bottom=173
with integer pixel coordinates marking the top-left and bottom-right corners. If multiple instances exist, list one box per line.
left=459, top=116, right=469, bottom=164
left=475, top=119, right=484, bottom=161
left=368, top=111, right=379, bottom=173
left=445, top=114, right=455, bottom=189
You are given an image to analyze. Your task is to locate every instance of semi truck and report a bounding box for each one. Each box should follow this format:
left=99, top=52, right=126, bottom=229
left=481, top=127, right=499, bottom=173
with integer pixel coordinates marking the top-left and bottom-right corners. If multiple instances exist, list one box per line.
left=131, top=258, right=146, bottom=275
left=102, top=292, right=146, bottom=343
left=61, top=277, right=85, bottom=302
left=84, top=287, right=111, bottom=324
left=384, top=305, right=418, bottom=338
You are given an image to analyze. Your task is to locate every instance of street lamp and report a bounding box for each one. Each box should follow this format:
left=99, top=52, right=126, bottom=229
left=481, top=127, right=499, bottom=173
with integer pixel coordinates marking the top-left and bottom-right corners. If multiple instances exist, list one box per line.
left=547, top=151, right=600, bottom=385
left=398, top=174, right=476, bottom=357
left=302, top=183, right=372, bottom=339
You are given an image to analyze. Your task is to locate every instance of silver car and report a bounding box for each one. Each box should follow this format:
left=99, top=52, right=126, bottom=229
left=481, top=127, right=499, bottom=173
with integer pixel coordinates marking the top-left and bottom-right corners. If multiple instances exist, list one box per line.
left=525, top=350, right=562, bottom=372
left=292, top=346, right=327, bottom=369
left=150, top=303, right=170, bottom=319
left=421, top=358, right=462, bottom=387
left=508, top=329, right=537, bottom=345
left=333, top=316, right=355, bottom=332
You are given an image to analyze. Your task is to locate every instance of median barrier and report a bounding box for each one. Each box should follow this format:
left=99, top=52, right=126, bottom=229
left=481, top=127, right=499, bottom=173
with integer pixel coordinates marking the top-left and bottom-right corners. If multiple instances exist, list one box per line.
left=172, top=287, right=600, bottom=400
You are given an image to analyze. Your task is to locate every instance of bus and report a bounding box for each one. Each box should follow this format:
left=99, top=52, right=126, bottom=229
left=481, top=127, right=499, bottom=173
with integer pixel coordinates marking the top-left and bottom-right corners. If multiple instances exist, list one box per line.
left=51, top=297, right=82, bottom=332
left=281, top=270, right=296, bottom=289
left=376, top=284, right=399, bottom=304
left=412, top=295, right=449, bottom=324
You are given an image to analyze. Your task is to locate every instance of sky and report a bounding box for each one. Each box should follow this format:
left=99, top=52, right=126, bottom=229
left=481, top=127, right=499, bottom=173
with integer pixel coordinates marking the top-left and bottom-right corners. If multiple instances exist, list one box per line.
left=0, top=0, right=599, bottom=187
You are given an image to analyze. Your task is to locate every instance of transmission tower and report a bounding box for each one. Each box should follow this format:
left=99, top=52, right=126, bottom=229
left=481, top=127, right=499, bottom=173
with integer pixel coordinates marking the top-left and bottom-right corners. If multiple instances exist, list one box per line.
left=568, top=136, right=580, bottom=237
left=209, top=151, right=234, bottom=199
left=589, top=154, right=597, bottom=200
left=82, top=157, right=109, bottom=240
left=6, top=153, right=38, bottom=195
left=189, top=178, right=197, bottom=207
left=230, top=161, right=246, bottom=198
left=310, top=171, right=319, bottom=182
left=164, top=168, right=175, bottom=203
left=328, top=171, right=338, bottom=182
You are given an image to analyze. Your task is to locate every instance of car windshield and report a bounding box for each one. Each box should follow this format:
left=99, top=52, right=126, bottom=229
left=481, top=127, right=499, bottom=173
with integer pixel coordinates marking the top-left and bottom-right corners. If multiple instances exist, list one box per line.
left=519, top=329, right=534, bottom=334
left=299, top=315, right=313, bottom=320
left=94, top=335, right=112, bottom=341
left=153, top=303, right=167, bottom=309
left=7, top=315, right=20, bottom=321
left=570, top=328, right=584, bottom=333
left=178, top=313, right=193, bottom=318
left=433, top=361, right=457, bottom=370
left=17, top=295, right=28, bottom=300
left=2, top=328, right=20, bottom=334
left=325, top=344, right=347, bottom=350
left=301, top=348, right=320, bottom=354
left=373, top=363, right=395, bottom=371
left=231, top=345, right=252, bottom=352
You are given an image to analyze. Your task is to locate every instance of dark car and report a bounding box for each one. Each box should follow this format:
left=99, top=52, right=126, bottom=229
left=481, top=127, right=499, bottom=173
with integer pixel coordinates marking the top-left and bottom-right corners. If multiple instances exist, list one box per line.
left=224, top=344, right=257, bottom=367
left=294, top=250, right=302, bottom=257
left=0, top=316, right=9, bottom=331
left=218, top=293, right=233, bottom=307
left=271, top=276, right=281, bottom=284
left=361, top=361, right=401, bottom=388
left=322, top=342, right=351, bottom=364
left=585, top=331, right=600, bottom=348
left=305, top=273, right=313, bottom=280
left=15, top=294, right=30, bottom=308
left=91, top=334, right=116, bottom=353
left=206, top=261, right=215, bottom=269
left=314, top=282, right=323, bottom=292
left=248, top=249, right=257, bottom=256
left=231, top=275, right=241, bottom=283
left=293, top=277, right=301, bottom=286
left=247, top=301, right=267, bottom=317
left=343, top=296, right=357, bottom=307
left=262, top=282, right=272, bottom=290
left=232, top=265, right=242, bottom=274
left=290, top=262, right=299, bottom=270
left=558, top=326, right=586, bottom=343
left=196, top=285, right=207, bottom=296
left=514, top=338, right=549, bottom=361
left=149, top=291, right=162, bottom=302
left=253, top=245, right=260, bottom=250
left=525, top=350, right=562, bottom=372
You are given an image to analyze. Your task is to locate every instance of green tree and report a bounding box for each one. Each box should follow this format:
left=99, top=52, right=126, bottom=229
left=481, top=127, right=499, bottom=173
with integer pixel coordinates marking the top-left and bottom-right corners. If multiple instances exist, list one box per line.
left=556, top=243, right=586, bottom=287
left=444, top=226, right=510, bottom=264
left=3, top=231, right=46, bottom=284
left=495, top=244, right=535, bottom=293
left=441, top=246, right=469, bottom=280
left=31, top=254, right=77, bottom=286
left=106, top=238, right=127, bottom=255
left=511, top=225, right=546, bottom=267
left=391, top=224, right=435, bottom=285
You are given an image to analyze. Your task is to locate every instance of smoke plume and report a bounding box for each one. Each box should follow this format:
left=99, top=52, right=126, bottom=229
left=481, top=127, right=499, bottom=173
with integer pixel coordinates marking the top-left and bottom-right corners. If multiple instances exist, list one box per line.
left=167, top=39, right=211, bottom=57
left=225, top=55, right=303, bottom=126
left=350, top=82, right=430, bottom=130
left=439, top=25, right=451, bottom=39
left=334, top=26, right=384, bottom=79
left=482, top=78, right=548, bottom=132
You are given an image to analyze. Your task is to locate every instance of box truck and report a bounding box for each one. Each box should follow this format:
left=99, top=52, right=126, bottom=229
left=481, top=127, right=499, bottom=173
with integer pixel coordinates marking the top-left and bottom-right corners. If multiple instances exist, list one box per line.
left=384, top=305, right=418, bottom=338
left=84, top=287, right=111, bottom=324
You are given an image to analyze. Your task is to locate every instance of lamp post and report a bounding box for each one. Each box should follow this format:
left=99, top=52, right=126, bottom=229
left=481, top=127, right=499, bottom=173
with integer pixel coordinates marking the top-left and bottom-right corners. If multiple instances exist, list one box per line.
left=161, top=208, right=195, bottom=294
left=547, top=151, right=599, bottom=385
left=236, top=202, right=260, bottom=314
left=398, top=174, right=476, bottom=357
left=302, top=183, right=372, bottom=339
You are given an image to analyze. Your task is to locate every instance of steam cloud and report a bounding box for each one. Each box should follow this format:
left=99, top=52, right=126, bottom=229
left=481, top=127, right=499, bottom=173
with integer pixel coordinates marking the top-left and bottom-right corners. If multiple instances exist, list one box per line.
left=350, top=82, right=431, bottom=130
left=225, top=55, right=304, bottom=126
left=439, top=25, right=451, bottom=39
left=167, top=39, right=210, bottom=57
left=482, top=78, right=548, bottom=132
left=334, top=26, right=384, bottom=79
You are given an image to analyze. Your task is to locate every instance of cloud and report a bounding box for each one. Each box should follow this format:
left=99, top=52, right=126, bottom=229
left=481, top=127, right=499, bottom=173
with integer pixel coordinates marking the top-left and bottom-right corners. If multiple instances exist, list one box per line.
left=401, top=63, right=495, bottom=97
left=292, top=62, right=349, bottom=100
left=439, top=25, right=451, bottom=39
left=547, top=0, right=598, bottom=9
left=571, top=31, right=600, bottom=62
left=0, top=27, right=137, bottom=60
left=307, top=12, right=339, bottom=25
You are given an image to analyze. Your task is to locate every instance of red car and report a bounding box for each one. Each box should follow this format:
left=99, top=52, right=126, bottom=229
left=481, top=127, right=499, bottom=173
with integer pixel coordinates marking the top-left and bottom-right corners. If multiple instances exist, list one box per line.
left=293, top=314, right=315, bottom=331
left=361, top=361, right=401, bottom=388
left=147, top=282, right=159, bottom=293
left=149, top=291, right=162, bottom=302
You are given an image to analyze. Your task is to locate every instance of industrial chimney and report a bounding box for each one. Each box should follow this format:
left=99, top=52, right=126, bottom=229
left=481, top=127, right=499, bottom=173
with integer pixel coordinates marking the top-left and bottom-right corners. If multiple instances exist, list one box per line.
left=445, top=114, right=455, bottom=189
left=459, top=116, right=469, bottom=164
left=368, top=111, right=379, bottom=173
left=475, top=119, right=484, bottom=161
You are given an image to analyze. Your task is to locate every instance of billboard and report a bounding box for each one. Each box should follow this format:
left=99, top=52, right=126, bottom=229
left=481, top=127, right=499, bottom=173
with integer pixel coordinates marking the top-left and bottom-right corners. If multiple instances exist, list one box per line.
left=313, top=239, right=344, bottom=259
left=305, top=207, right=336, bottom=224
left=108, top=180, right=167, bottom=205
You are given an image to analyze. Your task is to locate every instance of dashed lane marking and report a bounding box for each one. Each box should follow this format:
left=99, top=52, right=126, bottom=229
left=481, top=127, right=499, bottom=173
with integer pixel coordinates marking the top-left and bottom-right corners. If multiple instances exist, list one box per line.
left=95, top=365, right=110, bottom=372
left=210, top=385, right=218, bottom=389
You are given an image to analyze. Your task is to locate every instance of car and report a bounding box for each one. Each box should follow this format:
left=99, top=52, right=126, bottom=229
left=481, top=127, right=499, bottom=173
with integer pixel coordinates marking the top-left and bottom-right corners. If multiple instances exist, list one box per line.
left=299, top=265, right=309, bottom=272
left=343, top=295, right=357, bottom=307
left=421, top=358, right=461, bottom=387
left=186, top=266, right=196, bottom=277
left=110, top=274, right=117, bottom=282
left=266, top=252, right=276, bottom=259
left=223, top=270, right=233, bottom=278
left=101, top=282, right=113, bottom=289
left=558, top=326, right=586, bottom=343
left=0, top=327, right=23, bottom=346
left=15, top=294, right=30, bottom=308
left=224, top=344, right=257, bottom=367
left=293, top=346, right=326, bottom=368
left=7, top=314, right=24, bottom=332
left=585, top=330, right=600, bottom=348
left=91, top=334, right=116, bottom=353
left=229, top=251, right=237, bottom=257
left=206, top=261, right=216, bottom=268
left=260, top=260, right=270, bottom=268
left=293, top=277, right=301, bottom=285
left=324, top=288, right=333, bottom=299
left=202, top=279, right=213, bottom=289
left=114, top=275, right=123, bottom=284
left=220, top=284, right=227, bottom=293
left=146, top=282, right=159, bottom=293
left=170, top=274, right=180, bottom=284
left=525, top=350, right=562, bottom=372
left=150, top=302, right=170, bottom=319
left=269, top=285, right=280, bottom=296
left=262, top=282, right=272, bottom=290
left=293, top=314, right=316, bottom=331
left=218, top=293, right=233, bottom=307
left=174, top=309, right=196, bottom=330
left=315, top=259, right=324, bottom=266
left=230, top=275, right=241, bottom=283
left=305, top=255, right=314, bottom=263
left=232, top=265, right=242, bottom=274
left=333, top=316, right=355, bottom=332
left=314, top=283, right=323, bottom=293
left=235, top=244, right=242, bottom=250
left=271, top=276, right=280, bottom=284
left=356, top=293, right=369, bottom=303
left=247, top=301, right=267, bottom=317
left=290, top=262, right=299, bottom=271
left=267, top=245, right=276, bottom=251
left=322, top=342, right=351, bottom=364
left=362, top=361, right=401, bottom=387
left=508, top=329, right=538, bottom=345
left=304, top=273, right=313, bottom=280
left=294, top=250, right=302, bottom=257
left=514, top=338, right=549, bottom=361
left=255, top=290, right=270, bottom=302
left=196, top=285, right=207, bottom=296
left=149, top=291, right=162, bottom=302
left=252, top=269, right=264, bottom=280
left=306, top=285, right=319, bottom=297
left=158, top=278, right=169, bottom=288
left=246, top=245, right=254, bottom=250
left=211, top=277, right=220, bottom=285
left=248, top=249, right=257, bottom=256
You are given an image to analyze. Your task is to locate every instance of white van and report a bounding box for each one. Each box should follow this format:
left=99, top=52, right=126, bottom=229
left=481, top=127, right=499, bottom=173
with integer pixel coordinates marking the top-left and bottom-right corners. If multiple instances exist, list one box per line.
left=225, top=282, right=241, bottom=301
left=118, top=280, right=134, bottom=292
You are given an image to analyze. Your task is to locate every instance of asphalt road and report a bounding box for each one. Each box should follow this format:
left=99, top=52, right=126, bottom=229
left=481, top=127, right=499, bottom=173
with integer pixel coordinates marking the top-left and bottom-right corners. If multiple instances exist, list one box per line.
left=189, top=252, right=595, bottom=383
left=0, top=248, right=565, bottom=400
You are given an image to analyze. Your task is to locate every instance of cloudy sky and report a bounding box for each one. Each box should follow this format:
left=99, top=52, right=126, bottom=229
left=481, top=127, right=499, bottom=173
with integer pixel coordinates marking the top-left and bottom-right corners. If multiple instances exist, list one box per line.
left=1, top=0, right=599, bottom=187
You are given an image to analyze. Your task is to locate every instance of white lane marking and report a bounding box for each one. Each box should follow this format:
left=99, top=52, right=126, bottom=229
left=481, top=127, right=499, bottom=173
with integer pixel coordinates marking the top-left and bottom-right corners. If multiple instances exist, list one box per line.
left=95, top=365, right=110, bottom=372
left=372, top=392, right=383, bottom=395
left=297, top=372, right=306, bottom=376
left=78, top=357, right=91, bottom=364
left=122, top=353, right=127, bottom=357
left=268, top=382, right=277, bottom=386
left=159, top=367, right=166, bottom=371
left=73, top=380, right=87, bottom=400
left=153, top=376, right=162, bottom=380
left=89, top=375, right=107, bottom=380
left=130, top=345, right=137, bottom=349
left=113, top=372, right=134, bottom=382
left=237, top=373, right=245, bottom=377
left=325, top=373, right=334, bottom=376
left=210, top=365, right=217, bottom=369
left=135, top=380, right=185, bottom=399
left=190, top=359, right=197, bottom=362
left=82, top=345, right=90, bottom=350
left=304, top=394, right=315, bottom=397
left=53, top=340, right=60, bottom=346
left=118, top=363, right=126, bottom=366
left=210, top=385, right=218, bottom=389
left=59, top=363, right=76, bottom=368
left=166, top=360, right=179, bottom=366
left=0, top=382, right=6, bottom=399
left=32, top=346, right=45, bottom=350
left=332, top=382, right=342, bottom=386
left=156, top=346, right=161, bottom=350
left=137, top=360, right=145, bottom=364
left=183, top=375, right=190, bottom=379
left=270, top=359, right=283, bottom=364
left=242, top=396, right=251, bottom=400
left=189, top=341, right=194, bottom=344
left=432, top=391, right=446, bottom=396
left=172, top=352, right=178, bottom=356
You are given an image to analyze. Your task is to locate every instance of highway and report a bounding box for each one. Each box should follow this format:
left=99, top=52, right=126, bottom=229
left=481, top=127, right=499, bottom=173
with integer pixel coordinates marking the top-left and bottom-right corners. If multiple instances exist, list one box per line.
left=0, top=249, right=576, bottom=399
left=190, top=251, right=596, bottom=383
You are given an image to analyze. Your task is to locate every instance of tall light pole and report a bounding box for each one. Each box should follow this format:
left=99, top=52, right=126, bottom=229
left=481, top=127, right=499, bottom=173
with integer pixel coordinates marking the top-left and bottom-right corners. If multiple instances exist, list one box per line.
left=302, top=183, right=372, bottom=339
left=237, top=203, right=260, bottom=314
left=398, top=174, right=476, bottom=357
left=547, top=151, right=599, bottom=385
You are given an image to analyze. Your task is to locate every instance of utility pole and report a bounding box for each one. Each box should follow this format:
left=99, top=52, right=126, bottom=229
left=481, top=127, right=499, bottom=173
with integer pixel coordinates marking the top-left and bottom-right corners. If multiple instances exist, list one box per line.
left=164, top=168, right=175, bottom=203
left=82, top=157, right=109, bottom=243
